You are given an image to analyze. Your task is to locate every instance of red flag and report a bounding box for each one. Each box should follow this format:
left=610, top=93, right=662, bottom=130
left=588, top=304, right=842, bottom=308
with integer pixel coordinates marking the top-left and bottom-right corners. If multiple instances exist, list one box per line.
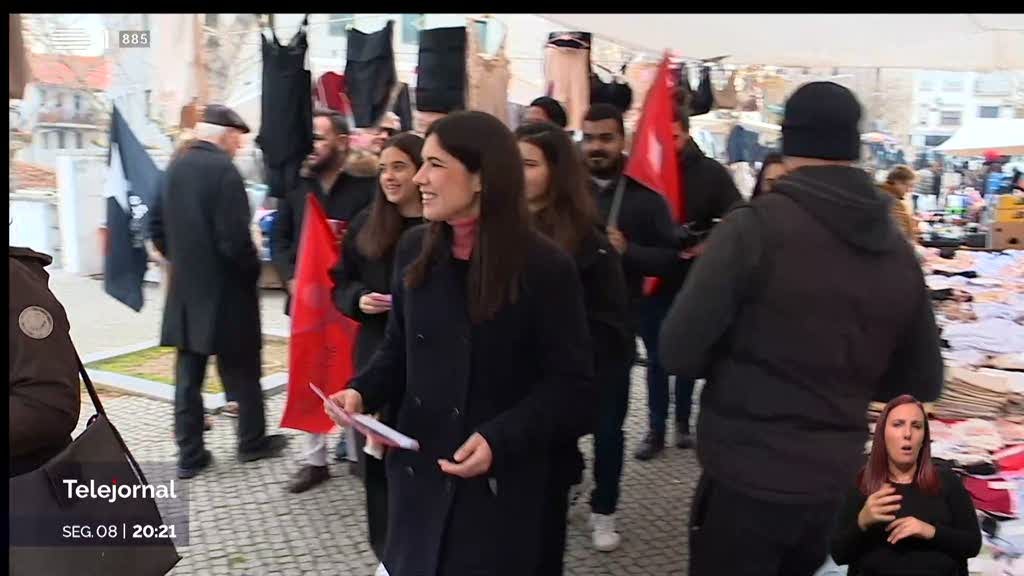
left=624, top=55, right=682, bottom=296
left=280, top=194, right=359, bottom=434
left=625, top=54, right=683, bottom=222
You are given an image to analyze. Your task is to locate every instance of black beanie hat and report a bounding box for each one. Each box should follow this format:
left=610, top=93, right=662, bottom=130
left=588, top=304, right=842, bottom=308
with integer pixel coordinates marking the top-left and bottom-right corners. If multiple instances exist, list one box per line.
left=529, top=97, right=568, bottom=128
left=782, top=82, right=862, bottom=161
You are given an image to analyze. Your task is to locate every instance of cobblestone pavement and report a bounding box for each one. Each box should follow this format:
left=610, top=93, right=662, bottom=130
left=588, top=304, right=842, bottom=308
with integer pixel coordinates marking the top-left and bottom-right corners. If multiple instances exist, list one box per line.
left=53, top=272, right=700, bottom=575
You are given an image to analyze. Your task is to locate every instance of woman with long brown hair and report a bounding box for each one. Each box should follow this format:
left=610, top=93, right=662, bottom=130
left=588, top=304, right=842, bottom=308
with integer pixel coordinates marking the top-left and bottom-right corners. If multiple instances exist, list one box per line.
left=516, top=121, right=633, bottom=564
left=831, top=394, right=981, bottom=575
left=330, top=132, right=424, bottom=562
left=327, top=111, right=594, bottom=576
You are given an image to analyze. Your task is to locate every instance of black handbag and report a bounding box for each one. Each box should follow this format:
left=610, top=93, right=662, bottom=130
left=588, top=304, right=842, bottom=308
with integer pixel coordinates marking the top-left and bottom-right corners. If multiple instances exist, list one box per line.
left=9, top=356, right=181, bottom=575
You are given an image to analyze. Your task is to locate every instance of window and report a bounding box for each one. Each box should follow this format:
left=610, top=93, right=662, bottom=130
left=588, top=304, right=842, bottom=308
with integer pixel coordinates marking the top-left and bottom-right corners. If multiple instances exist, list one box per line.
left=74, top=94, right=82, bottom=112
left=978, top=105, right=1000, bottom=118
left=57, top=131, right=66, bottom=149
left=204, top=14, right=219, bottom=28
left=919, top=79, right=933, bottom=92
left=940, top=111, right=962, bottom=127
left=145, top=89, right=152, bottom=118
left=75, top=131, right=83, bottom=149
left=38, top=87, right=47, bottom=104
left=401, top=14, right=423, bottom=44
left=328, top=14, right=353, bottom=36
left=924, top=135, right=950, bottom=147
left=942, top=77, right=964, bottom=92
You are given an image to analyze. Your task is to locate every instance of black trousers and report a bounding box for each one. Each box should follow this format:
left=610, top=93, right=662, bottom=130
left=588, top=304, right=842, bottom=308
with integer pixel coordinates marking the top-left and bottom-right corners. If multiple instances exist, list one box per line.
left=174, top=347, right=267, bottom=468
left=688, top=473, right=838, bottom=576
left=537, top=477, right=572, bottom=576
left=590, top=357, right=632, bottom=515
left=355, top=433, right=389, bottom=561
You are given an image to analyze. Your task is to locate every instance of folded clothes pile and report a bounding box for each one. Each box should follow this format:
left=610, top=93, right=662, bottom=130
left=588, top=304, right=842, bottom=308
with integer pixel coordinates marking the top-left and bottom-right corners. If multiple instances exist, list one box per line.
left=942, top=319, right=1024, bottom=357
left=933, top=372, right=1012, bottom=420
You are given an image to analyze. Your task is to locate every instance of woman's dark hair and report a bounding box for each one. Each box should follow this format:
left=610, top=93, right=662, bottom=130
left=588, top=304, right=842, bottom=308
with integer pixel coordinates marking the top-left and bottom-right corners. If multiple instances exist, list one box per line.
left=858, top=395, right=940, bottom=497
left=356, top=132, right=424, bottom=260
left=515, top=122, right=597, bottom=255
left=404, top=111, right=531, bottom=324
left=751, top=153, right=785, bottom=198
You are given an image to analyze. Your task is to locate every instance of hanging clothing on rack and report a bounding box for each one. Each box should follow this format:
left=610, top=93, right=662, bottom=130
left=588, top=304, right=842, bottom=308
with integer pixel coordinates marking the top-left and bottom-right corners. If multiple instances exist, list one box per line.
left=316, top=72, right=357, bottom=131
left=345, top=20, right=397, bottom=128
left=466, top=17, right=510, bottom=125
left=545, top=31, right=591, bottom=130
left=256, top=16, right=313, bottom=200
left=625, top=59, right=660, bottom=118
left=416, top=27, right=468, bottom=114
left=689, top=65, right=714, bottom=116
left=589, top=70, right=632, bottom=114
left=316, top=72, right=348, bottom=114
left=713, top=69, right=740, bottom=110
left=391, top=83, right=413, bottom=131
left=672, top=63, right=694, bottom=111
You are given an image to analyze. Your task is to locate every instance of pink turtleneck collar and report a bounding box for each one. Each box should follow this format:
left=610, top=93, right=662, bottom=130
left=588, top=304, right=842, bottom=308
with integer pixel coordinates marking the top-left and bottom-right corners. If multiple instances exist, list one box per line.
left=450, top=217, right=479, bottom=261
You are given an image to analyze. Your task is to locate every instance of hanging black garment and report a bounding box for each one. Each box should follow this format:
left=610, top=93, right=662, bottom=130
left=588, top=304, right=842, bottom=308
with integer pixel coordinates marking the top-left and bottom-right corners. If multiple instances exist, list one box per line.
left=690, top=65, right=714, bottom=116
left=392, top=83, right=413, bottom=131
left=256, top=18, right=313, bottom=199
left=590, top=72, right=633, bottom=113
left=346, top=20, right=397, bottom=128
left=673, top=64, right=694, bottom=111
left=416, top=27, right=467, bottom=113
left=546, top=31, right=592, bottom=49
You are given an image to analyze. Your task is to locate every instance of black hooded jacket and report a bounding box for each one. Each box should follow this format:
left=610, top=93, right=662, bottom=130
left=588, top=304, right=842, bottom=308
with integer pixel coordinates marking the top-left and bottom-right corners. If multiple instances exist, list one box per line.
left=660, top=165, right=943, bottom=503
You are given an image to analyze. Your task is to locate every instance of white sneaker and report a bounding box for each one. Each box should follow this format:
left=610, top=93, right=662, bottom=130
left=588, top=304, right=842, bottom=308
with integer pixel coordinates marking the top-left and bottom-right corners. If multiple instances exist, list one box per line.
left=590, top=512, right=621, bottom=552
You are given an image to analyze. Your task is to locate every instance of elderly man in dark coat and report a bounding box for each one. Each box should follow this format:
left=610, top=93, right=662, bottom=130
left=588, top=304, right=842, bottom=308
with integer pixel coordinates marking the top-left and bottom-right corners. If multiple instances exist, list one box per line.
left=150, top=105, right=287, bottom=479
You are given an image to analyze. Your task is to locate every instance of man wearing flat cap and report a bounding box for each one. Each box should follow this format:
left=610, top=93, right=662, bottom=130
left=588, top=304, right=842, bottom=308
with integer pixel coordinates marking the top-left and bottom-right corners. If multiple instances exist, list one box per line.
left=659, top=82, right=943, bottom=575
left=150, top=104, right=288, bottom=479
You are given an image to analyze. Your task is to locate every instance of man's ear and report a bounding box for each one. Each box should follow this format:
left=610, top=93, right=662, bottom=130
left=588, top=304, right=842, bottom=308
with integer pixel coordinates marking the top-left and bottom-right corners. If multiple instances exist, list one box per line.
left=470, top=171, right=482, bottom=194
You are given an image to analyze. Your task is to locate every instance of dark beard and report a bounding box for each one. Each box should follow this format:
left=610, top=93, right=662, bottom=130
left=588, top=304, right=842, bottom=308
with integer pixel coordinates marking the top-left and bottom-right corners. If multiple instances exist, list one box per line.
left=588, top=155, right=623, bottom=181
left=310, top=150, right=345, bottom=175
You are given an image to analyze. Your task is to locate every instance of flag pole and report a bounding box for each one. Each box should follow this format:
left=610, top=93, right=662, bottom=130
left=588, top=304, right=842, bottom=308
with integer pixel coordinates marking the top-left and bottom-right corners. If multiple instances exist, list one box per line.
left=607, top=176, right=626, bottom=229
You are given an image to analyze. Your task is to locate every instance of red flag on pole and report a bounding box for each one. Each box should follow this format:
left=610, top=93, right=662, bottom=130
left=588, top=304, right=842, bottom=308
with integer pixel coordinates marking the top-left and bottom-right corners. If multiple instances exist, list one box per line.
left=624, top=54, right=682, bottom=296
left=280, top=194, right=359, bottom=434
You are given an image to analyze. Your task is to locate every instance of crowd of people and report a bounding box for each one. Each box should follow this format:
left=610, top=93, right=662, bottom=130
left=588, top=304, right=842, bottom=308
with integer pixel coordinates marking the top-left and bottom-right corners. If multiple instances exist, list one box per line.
left=12, top=79, right=991, bottom=576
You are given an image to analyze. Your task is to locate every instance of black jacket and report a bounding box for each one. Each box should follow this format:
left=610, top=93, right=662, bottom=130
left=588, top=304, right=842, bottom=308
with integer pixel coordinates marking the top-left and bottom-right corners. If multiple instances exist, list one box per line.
left=660, top=165, right=943, bottom=503
left=151, top=141, right=262, bottom=356
left=331, top=209, right=423, bottom=373
left=271, top=172, right=377, bottom=283
left=590, top=161, right=679, bottom=303
left=651, top=140, right=743, bottom=302
left=9, top=247, right=81, bottom=477
left=271, top=171, right=376, bottom=314
left=350, top=225, right=594, bottom=576
left=549, top=228, right=633, bottom=487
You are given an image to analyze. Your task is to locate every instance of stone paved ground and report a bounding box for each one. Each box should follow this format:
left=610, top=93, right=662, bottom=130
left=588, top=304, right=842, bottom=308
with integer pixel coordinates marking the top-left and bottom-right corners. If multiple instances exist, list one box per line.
left=54, top=271, right=700, bottom=575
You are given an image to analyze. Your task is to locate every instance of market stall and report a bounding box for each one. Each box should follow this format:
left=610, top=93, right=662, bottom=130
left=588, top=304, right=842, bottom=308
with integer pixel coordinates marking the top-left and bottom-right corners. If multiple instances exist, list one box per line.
left=936, top=119, right=1024, bottom=158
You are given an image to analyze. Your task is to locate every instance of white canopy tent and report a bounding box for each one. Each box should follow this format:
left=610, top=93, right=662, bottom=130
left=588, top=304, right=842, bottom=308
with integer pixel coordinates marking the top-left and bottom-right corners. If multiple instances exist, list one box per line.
left=935, top=119, right=1024, bottom=156
left=539, top=14, right=1024, bottom=70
